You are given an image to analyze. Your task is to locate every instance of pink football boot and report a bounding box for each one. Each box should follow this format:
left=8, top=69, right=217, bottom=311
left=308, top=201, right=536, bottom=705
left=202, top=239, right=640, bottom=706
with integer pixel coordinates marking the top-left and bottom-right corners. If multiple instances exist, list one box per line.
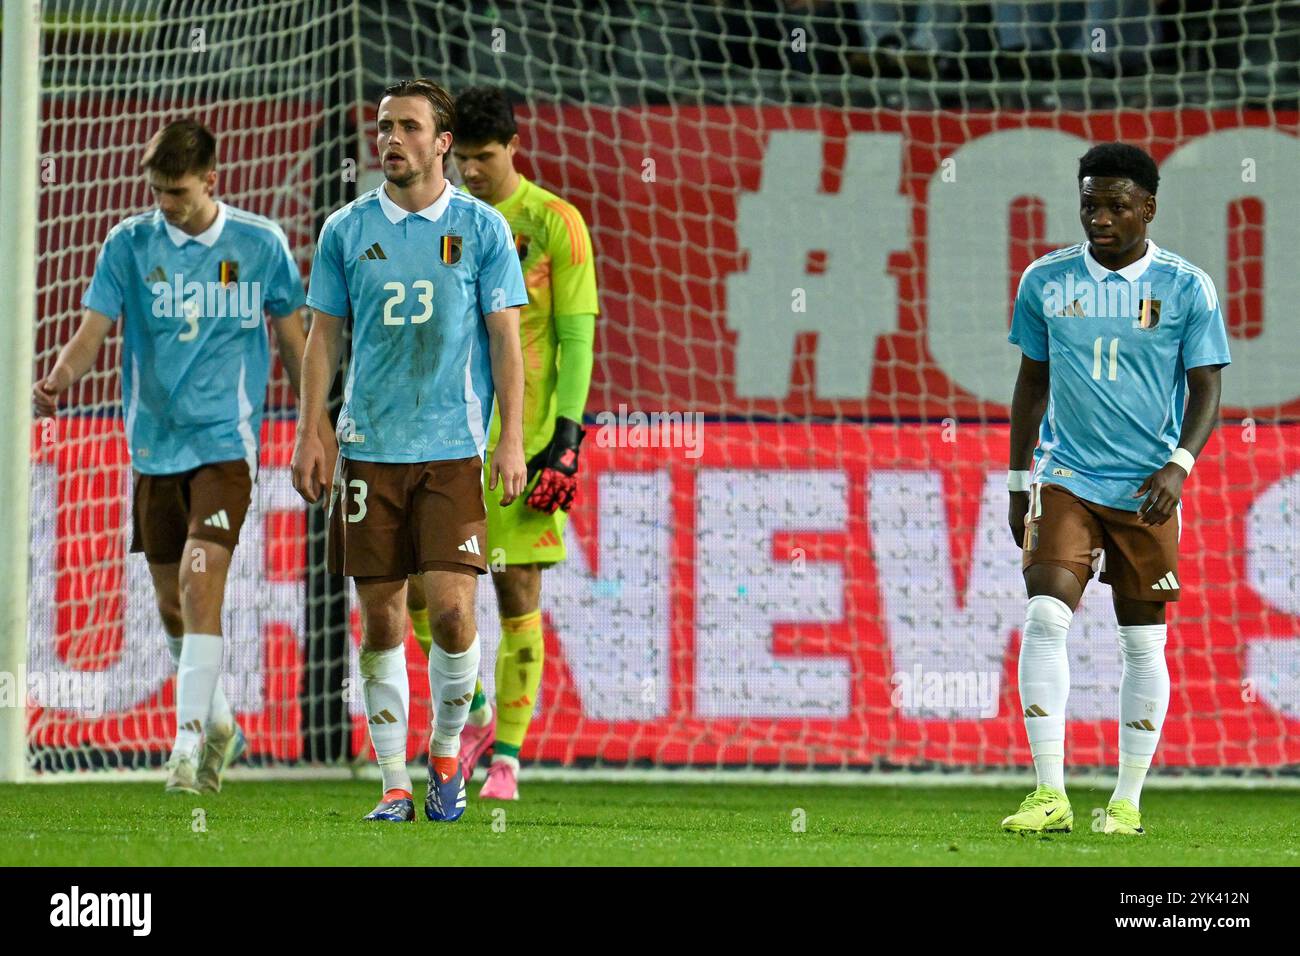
left=458, top=709, right=496, bottom=783
left=478, top=760, right=519, bottom=800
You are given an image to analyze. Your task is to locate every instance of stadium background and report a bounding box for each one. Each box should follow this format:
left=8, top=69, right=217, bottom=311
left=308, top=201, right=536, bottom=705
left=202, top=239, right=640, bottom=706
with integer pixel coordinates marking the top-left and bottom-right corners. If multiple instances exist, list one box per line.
left=15, top=0, right=1300, bottom=777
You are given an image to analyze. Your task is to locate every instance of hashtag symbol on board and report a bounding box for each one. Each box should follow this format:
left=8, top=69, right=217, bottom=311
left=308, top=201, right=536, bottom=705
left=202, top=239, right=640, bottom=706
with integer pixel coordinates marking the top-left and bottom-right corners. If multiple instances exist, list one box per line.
left=725, top=131, right=905, bottom=401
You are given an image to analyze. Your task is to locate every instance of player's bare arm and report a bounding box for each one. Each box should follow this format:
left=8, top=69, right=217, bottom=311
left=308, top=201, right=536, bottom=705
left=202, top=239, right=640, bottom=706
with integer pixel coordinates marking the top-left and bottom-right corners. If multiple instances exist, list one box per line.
left=272, top=307, right=339, bottom=456
left=290, top=308, right=344, bottom=504
left=1133, top=363, right=1224, bottom=526
left=31, top=309, right=114, bottom=418
left=485, top=304, right=527, bottom=504
left=1007, top=353, right=1050, bottom=545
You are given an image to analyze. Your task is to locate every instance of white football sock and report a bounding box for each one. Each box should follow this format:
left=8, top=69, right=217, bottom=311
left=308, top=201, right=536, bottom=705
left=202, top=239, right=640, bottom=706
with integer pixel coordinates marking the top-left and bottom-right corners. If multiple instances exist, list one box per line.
left=491, top=753, right=520, bottom=772
left=168, top=632, right=234, bottom=734
left=467, top=698, right=494, bottom=727
left=206, top=678, right=235, bottom=735
left=1019, top=594, right=1073, bottom=792
left=172, top=633, right=223, bottom=760
left=428, top=635, right=481, bottom=758
left=360, top=644, right=412, bottom=794
left=1112, top=623, right=1169, bottom=809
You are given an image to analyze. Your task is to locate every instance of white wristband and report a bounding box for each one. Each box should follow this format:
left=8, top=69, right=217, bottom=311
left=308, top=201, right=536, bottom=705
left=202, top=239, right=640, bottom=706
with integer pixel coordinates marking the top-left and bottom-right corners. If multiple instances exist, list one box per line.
left=1007, top=470, right=1032, bottom=492
left=1168, top=447, right=1195, bottom=476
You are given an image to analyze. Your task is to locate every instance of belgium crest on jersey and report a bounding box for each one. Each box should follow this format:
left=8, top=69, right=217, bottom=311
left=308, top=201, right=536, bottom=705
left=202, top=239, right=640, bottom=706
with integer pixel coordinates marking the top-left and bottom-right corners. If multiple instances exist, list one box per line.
left=1137, top=298, right=1161, bottom=329
left=440, top=234, right=462, bottom=265
left=219, top=260, right=239, bottom=285
left=515, top=232, right=531, bottom=262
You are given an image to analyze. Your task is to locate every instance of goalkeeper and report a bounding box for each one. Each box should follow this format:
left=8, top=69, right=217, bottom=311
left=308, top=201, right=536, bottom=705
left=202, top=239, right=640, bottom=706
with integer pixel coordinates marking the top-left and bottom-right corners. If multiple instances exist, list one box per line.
left=406, top=86, right=598, bottom=801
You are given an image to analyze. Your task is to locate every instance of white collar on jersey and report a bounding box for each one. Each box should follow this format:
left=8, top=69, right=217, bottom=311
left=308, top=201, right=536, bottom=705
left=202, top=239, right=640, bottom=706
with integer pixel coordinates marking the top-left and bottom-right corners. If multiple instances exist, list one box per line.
left=1084, top=238, right=1160, bottom=283
left=164, top=201, right=227, bottom=248
left=378, top=178, right=454, bottom=224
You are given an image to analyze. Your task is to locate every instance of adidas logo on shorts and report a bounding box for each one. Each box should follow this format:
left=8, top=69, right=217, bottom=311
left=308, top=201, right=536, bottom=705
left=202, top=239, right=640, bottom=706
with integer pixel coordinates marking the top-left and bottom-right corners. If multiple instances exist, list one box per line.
left=457, top=535, right=481, bottom=555
left=203, top=509, right=231, bottom=531
left=1150, top=571, right=1179, bottom=591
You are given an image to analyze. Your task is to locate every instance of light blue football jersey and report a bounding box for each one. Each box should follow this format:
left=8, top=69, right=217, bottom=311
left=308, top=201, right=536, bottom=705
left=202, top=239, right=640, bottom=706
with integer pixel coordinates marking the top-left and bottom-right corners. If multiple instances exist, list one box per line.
left=306, top=181, right=527, bottom=463
left=82, top=202, right=306, bottom=476
left=1008, top=240, right=1232, bottom=511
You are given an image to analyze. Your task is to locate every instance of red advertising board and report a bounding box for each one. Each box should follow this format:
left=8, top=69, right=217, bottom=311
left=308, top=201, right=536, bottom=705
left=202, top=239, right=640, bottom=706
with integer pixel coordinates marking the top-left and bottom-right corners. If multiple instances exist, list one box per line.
left=27, top=419, right=1300, bottom=769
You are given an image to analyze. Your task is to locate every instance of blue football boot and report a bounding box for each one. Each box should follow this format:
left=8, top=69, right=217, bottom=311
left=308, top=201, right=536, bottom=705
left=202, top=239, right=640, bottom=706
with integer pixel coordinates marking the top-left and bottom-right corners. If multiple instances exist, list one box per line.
left=364, top=790, right=415, bottom=822
left=424, top=757, right=467, bottom=822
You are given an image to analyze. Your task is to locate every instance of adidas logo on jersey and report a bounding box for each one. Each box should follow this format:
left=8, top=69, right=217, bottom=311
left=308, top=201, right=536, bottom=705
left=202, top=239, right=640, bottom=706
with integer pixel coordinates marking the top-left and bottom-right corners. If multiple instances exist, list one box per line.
left=358, top=242, right=387, bottom=261
left=203, top=509, right=231, bottom=531
left=457, top=535, right=481, bottom=555
left=145, top=265, right=167, bottom=285
left=1150, top=571, right=1179, bottom=591
left=533, top=530, right=562, bottom=549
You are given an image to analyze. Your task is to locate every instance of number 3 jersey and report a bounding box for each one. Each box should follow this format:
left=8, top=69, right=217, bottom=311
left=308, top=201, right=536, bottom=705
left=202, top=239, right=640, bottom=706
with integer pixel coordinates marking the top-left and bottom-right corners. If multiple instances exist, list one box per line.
left=82, top=203, right=306, bottom=476
left=1008, top=240, right=1232, bottom=511
left=307, top=181, right=528, bottom=464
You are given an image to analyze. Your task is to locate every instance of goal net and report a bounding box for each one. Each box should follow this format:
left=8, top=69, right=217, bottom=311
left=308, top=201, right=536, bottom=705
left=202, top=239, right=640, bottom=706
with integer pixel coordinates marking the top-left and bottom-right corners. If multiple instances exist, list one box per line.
left=18, top=0, right=1300, bottom=778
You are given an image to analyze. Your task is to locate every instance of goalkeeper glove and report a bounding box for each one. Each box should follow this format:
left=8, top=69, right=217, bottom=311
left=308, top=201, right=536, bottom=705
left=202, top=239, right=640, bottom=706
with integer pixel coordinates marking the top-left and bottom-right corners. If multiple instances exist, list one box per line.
left=525, top=416, right=585, bottom=514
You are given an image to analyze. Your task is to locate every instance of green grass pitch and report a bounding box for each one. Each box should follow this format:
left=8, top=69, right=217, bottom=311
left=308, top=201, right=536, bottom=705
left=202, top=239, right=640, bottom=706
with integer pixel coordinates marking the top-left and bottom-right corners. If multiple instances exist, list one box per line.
left=2, top=779, right=1296, bottom=866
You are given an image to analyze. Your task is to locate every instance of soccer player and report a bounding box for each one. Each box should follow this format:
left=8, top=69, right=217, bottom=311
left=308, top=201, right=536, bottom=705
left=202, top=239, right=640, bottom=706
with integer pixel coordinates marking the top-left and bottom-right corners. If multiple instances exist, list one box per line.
left=291, top=79, right=528, bottom=823
left=32, top=120, right=318, bottom=794
left=403, top=86, right=599, bottom=801
left=1003, top=143, right=1231, bottom=836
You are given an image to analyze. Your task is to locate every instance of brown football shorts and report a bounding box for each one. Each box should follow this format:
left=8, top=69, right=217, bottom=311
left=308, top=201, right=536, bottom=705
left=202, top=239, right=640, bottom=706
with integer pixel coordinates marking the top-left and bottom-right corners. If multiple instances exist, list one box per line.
left=326, top=455, right=488, bottom=580
left=131, top=459, right=254, bottom=564
left=1022, top=481, right=1182, bottom=601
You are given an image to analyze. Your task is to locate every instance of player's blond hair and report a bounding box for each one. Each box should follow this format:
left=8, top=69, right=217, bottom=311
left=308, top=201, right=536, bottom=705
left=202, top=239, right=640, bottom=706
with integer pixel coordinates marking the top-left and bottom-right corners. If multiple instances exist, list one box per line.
left=141, top=120, right=216, bottom=179
left=381, top=78, right=457, bottom=136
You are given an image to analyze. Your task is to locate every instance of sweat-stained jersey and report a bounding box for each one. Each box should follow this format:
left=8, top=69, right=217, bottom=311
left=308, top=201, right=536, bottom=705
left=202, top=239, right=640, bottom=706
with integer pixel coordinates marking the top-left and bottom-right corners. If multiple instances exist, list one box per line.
left=483, top=176, right=599, bottom=458
left=82, top=202, right=305, bottom=476
left=1008, top=239, right=1232, bottom=511
left=307, top=181, right=528, bottom=464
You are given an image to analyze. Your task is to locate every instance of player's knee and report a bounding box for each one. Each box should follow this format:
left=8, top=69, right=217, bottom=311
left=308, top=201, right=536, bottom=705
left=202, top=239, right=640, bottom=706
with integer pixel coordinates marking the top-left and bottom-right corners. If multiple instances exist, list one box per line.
left=1118, top=622, right=1166, bottom=661
left=1022, top=594, right=1073, bottom=647
left=429, top=604, right=470, bottom=642
left=178, top=572, right=216, bottom=619
left=491, top=565, right=541, bottom=617
left=358, top=604, right=407, bottom=650
left=157, top=603, right=183, bottom=635
left=153, top=586, right=182, bottom=630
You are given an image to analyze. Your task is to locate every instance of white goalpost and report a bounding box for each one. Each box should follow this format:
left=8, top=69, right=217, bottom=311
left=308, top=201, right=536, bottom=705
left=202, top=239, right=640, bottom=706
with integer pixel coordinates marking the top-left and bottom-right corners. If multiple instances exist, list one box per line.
left=12, top=0, right=1300, bottom=783
left=0, top=0, right=41, bottom=785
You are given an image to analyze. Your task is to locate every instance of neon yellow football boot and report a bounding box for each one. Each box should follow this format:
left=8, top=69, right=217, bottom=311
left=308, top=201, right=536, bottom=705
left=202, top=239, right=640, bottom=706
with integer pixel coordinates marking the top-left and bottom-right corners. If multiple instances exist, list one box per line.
left=1103, top=798, right=1145, bottom=835
left=1001, top=785, right=1073, bottom=833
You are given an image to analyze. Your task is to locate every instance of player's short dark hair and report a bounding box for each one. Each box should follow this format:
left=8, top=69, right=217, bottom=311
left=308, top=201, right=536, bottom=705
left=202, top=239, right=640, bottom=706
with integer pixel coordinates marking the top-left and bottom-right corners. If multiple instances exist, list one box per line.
left=381, top=78, right=456, bottom=136
left=1077, top=142, right=1159, bottom=196
left=452, top=86, right=518, bottom=146
left=141, top=120, right=216, bottom=179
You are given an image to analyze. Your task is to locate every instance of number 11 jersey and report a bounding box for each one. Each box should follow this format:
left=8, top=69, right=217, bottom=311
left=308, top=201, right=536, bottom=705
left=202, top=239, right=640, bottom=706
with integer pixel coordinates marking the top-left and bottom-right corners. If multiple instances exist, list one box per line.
left=1008, top=240, right=1232, bottom=511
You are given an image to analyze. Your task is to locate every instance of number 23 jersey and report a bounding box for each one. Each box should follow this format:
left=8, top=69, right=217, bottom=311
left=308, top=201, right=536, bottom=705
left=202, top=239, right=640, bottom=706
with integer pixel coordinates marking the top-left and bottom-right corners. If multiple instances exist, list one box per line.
left=307, top=181, right=527, bottom=464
